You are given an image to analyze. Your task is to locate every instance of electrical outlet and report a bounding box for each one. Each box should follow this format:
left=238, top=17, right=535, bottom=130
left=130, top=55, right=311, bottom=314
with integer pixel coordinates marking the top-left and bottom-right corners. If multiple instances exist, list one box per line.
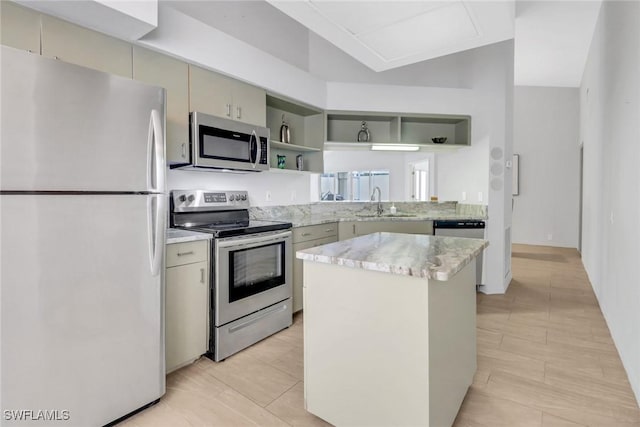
left=265, top=191, right=272, bottom=202
left=478, top=192, right=483, bottom=202
left=290, top=190, right=297, bottom=201
left=461, top=191, right=467, bottom=201
left=547, top=233, right=553, bottom=241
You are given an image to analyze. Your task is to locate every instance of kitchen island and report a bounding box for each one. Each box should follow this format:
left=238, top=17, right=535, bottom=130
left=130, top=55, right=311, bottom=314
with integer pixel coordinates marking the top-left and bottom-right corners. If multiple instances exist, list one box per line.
left=296, top=232, right=488, bottom=427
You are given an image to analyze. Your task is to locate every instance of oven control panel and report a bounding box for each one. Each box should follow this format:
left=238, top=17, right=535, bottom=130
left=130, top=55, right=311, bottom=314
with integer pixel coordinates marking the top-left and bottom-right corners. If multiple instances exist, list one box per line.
left=171, top=190, right=249, bottom=212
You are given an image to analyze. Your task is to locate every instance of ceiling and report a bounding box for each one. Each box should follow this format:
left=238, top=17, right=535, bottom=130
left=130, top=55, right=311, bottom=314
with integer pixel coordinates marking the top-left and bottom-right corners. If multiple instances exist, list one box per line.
left=266, top=0, right=515, bottom=72
left=164, top=0, right=602, bottom=88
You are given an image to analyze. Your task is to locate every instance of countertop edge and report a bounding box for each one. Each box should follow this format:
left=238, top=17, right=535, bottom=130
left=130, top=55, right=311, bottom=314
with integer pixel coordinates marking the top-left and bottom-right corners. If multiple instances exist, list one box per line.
left=166, top=229, right=213, bottom=244
left=297, top=234, right=489, bottom=281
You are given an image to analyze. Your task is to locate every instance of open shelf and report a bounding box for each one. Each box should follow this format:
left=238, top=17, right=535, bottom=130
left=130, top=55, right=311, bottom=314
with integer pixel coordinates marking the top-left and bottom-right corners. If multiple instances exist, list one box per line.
left=271, top=140, right=321, bottom=152
left=267, top=94, right=325, bottom=173
left=325, top=111, right=471, bottom=149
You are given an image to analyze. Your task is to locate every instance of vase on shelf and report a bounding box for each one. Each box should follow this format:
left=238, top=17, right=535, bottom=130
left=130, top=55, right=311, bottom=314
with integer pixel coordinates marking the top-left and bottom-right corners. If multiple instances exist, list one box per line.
left=280, top=114, right=290, bottom=144
left=357, top=121, right=370, bottom=142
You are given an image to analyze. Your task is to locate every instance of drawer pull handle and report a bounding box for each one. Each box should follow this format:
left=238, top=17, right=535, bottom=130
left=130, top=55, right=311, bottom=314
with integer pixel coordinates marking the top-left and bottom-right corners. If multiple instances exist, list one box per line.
left=226, top=104, right=231, bottom=117
left=200, top=268, right=205, bottom=283
left=301, top=232, right=312, bottom=237
left=325, top=229, right=334, bottom=232
left=181, top=143, right=187, bottom=159
left=177, top=251, right=194, bottom=256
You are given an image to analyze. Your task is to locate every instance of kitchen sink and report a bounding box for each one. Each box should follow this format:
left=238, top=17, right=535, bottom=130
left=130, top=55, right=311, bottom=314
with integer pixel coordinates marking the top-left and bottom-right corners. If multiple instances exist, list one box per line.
left=355, top=213, right=417, bottom=218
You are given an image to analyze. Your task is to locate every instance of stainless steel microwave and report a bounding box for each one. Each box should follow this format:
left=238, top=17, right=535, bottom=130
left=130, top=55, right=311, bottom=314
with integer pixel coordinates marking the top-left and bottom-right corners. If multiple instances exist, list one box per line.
left=175, top=112, right=270, bottom=172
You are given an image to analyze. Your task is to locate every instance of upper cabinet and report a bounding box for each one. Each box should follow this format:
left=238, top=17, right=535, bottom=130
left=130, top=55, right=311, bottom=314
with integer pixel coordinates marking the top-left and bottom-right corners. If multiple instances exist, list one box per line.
left=41, top=15, right=132, bottom=78
left=189, top=65, right=266, bottom=127
left=133, top=46, right=189, bottom=164
left=266, top=95, right=324, bottom=173
left=0, top=2, right=41, bottom=53
left=325, top=111, right=471, bottom=150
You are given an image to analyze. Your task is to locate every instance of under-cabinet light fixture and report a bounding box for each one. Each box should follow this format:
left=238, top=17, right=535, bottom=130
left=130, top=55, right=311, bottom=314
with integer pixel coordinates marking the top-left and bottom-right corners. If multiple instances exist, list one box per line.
left=370, top=144, right=420, bottom=152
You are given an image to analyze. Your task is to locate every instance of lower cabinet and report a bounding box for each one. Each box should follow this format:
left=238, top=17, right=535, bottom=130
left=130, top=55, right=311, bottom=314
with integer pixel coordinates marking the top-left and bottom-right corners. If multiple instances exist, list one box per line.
left=292, top=223, right=338, bottom=312
left=165, top=240, right=209, bottom=373
left=338, top=220, right=434, bottom=241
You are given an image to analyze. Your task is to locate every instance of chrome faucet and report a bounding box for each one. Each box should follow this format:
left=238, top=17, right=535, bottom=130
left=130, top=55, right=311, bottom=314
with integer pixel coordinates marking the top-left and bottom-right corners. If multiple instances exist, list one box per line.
left=371, top=186, right=383, bottom=215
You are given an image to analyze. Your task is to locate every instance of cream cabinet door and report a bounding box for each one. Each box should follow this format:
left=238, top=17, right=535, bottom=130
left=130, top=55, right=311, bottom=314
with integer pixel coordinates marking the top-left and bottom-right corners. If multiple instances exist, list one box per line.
left=189, top=64, right=266, bottom=127
left=41, top=15, right=132, bottom=78
left=1, top=2, right=40, bottom=53
left=133, top=46, right=189, bottom=164
left=338, top=221, right=357, bottom=241
left=189, top=65, right=234, bottom=120
left=292, top=236, right=337, bottom=313
left=233, top=79, right=266, bottom=127
left=165, top=260, right=209, bottom=373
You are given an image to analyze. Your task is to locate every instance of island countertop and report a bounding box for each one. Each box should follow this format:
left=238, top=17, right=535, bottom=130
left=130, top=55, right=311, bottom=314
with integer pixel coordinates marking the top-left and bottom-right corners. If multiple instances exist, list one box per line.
left=296, top=232, right=488, bottom=281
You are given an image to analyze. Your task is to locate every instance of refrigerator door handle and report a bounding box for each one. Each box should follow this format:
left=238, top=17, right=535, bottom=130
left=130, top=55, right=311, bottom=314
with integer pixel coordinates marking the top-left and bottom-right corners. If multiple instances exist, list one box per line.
left=147, top=109, right=166, bottom=193
left=148, top=194, right=165, bottom=276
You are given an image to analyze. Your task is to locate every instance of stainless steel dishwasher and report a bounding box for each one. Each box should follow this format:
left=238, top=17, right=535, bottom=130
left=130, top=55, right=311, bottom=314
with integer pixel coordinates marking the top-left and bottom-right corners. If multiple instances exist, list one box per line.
left=433, top=220, right=486, bottom=286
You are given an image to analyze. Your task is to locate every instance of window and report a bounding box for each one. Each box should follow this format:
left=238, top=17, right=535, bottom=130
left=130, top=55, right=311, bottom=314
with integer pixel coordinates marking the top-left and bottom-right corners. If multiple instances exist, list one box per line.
left=411, top=159, right=431, bottom=201
left=320, top=170, right=390, bottom=201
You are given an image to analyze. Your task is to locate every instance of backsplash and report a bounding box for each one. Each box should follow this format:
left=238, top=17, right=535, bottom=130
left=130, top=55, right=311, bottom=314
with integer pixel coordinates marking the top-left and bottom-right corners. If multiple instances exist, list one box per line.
left=250, top=202, right=487, bottom=221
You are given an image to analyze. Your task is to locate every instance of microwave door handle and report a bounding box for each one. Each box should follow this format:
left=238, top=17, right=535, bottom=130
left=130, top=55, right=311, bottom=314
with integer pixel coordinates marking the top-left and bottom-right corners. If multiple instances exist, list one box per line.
left=250, top=130, right=258, bottom=169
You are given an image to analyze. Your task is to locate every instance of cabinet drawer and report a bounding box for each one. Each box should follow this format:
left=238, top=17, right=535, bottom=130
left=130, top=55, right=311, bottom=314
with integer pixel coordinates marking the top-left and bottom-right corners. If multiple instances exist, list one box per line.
left=292, top=222, right=338, bottom=243
left=166, top=240, right=208, bottom=267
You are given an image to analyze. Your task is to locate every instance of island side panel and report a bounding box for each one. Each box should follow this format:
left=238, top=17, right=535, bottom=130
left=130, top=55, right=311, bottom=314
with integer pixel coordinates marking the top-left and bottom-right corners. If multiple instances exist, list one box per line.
left=303, top=261, right=430, bottom=426
left=428, top=261, right=477, bottom=427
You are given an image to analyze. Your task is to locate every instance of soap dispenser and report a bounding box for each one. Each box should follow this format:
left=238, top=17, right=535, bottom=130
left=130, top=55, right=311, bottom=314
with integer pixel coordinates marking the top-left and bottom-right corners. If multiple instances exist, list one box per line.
left=389, top=203, right=397, bottom=215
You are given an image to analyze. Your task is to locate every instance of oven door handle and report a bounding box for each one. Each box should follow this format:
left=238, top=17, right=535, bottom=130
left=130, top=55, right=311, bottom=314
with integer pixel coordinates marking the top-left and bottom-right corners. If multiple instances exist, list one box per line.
left=217, top=230, right=291, bottom=249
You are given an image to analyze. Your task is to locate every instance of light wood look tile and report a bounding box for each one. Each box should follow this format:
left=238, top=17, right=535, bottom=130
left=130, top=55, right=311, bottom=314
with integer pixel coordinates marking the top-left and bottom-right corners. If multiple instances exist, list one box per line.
left=122, top=245, right=638, bottom=426
left=542, top=413, right=585, bottom=427
left=265, top=382, right=332, bottom=426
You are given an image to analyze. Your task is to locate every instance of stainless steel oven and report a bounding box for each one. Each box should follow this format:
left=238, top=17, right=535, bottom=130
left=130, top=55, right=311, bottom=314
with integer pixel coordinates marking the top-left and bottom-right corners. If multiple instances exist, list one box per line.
left=213, top=230, right=292, bottom=360
left=169, top=190, right=292, bottom=362
left=215, top=230, right=291, bottom=325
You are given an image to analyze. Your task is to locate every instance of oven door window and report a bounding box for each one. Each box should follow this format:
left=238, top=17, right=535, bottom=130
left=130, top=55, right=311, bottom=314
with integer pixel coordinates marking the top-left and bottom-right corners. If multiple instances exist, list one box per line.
left=199, top=125, right=251, bottom=163
left=229, top=242, right=285, bottom=302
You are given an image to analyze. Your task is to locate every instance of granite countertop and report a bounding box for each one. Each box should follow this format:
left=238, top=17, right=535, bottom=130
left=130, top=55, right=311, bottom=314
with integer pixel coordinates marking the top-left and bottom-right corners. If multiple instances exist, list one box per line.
left=166, top=228, right=212, bottom=244
left=296, top=232, right=488, bottom=281
left=279, top=213, right=486, bottom=228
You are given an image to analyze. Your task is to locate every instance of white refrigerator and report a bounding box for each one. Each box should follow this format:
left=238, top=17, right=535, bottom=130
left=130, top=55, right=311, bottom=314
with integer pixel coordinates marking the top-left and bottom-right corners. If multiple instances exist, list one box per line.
left=0, top=46, right=166, bottom=426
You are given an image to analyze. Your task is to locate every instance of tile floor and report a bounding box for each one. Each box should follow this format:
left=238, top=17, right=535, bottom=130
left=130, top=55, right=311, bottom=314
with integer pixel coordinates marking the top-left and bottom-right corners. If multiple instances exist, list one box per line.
left=121, top=244, right=640, bottom=426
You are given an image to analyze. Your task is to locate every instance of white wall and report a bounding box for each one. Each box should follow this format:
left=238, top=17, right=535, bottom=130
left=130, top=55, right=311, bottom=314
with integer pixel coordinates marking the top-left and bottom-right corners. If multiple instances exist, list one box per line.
left=580, top=1, right=640, bottom=404
left=168, top=169, right=312, bottom=206
left=139, top=5, right=326, bottom=108
left=512, top=86, right=580, bottom=248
